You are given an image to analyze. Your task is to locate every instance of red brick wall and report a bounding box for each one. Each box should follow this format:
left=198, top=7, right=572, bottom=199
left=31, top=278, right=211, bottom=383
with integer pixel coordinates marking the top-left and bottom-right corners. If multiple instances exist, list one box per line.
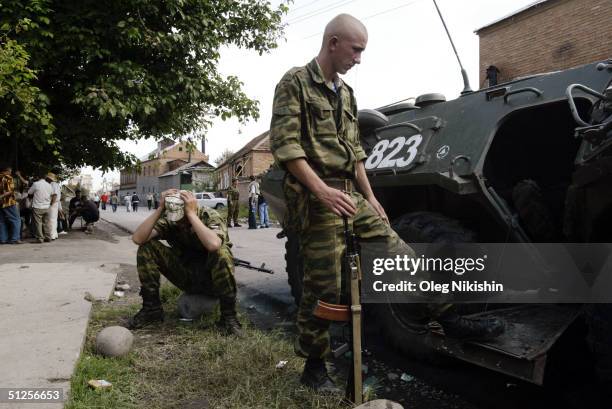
left=478, top=0, right=612, bottom=85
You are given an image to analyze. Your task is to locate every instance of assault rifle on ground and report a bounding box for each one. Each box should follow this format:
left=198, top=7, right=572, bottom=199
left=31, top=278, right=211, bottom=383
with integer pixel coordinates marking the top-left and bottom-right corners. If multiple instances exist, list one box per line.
left=233, top=258, right=274, bottom=274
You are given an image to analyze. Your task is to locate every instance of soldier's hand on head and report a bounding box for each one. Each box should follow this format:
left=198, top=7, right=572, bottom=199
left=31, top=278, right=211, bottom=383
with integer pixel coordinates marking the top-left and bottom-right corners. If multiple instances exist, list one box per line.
left=180, top=190, right=197, bottom=215
left=318, top=186, right=357, bottom=217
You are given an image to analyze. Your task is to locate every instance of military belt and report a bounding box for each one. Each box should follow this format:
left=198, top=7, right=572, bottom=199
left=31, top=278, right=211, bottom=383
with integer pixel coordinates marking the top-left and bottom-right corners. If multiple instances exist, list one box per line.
left=322, top=178, right=354, bottom=193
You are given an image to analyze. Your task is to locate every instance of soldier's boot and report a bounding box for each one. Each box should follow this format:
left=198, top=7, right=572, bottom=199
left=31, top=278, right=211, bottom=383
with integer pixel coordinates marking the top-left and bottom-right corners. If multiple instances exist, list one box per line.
left=438, top=311, right=506, bottom=341
left=300, top=358, right=342, bottom=394
left=128, top=290, right=164, bottom=330
left=218, top=298, right=244, bottom=337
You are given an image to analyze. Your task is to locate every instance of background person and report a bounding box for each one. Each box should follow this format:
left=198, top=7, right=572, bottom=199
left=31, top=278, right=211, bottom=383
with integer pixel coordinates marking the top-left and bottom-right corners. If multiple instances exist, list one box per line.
left=28, top=173, right=53, bottom=243
left=226, top=177, right=240, bottom=228
left=131, top=192, right=140, bottom=212
left=46, top=173, right=60, bottom=240
left=147, top=192, right=153, bottom=211
left=110, top=192, right=119, bottom=212
left=247, top=175, right=259, bottom=229
left=124, top=192, right=131, bottom=212
left=0, top=163, right=23, bottom=244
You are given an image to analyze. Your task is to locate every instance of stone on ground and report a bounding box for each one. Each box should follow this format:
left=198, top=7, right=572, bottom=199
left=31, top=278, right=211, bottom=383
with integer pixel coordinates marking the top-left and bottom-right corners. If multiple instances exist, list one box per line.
left=177, top=293, right=219, bottom=319
left=354, top=399, right=404, bottom=409
left=96, top=326, right=134, bottom=357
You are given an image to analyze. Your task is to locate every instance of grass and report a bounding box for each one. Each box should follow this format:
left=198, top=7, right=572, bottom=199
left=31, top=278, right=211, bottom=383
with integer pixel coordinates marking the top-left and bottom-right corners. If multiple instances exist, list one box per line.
left=67, top=283, right=351, bottom=409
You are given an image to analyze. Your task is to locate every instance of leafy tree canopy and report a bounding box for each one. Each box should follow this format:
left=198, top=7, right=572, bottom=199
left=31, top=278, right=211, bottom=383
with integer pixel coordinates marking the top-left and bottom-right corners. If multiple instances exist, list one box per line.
left=0, top=0, right=287, bottom=174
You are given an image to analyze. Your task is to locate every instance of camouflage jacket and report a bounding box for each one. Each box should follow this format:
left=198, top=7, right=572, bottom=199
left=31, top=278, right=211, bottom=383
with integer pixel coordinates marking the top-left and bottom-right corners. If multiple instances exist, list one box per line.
left=226, top=186, right=239, bottom=203
left=269, top=58, right=367, bottom=179
left=154, top=207, right=231, bottom=258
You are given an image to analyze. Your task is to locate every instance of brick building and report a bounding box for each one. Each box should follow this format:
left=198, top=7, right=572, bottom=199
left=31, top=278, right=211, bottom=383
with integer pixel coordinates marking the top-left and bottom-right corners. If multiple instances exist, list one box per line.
left=476, top=0, right=611, bottom=86
left=215, top=131, right=274, bottom=203
left=119, top=138, right=208, bottom=199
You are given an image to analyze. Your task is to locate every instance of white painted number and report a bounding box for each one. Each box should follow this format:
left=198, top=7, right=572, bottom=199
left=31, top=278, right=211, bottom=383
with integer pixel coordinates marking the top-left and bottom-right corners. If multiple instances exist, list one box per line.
left=365, top=135, right=423, bottom=170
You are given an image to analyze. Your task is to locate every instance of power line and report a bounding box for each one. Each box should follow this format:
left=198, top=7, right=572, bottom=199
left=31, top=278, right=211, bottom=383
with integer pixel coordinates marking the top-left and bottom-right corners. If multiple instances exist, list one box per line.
left=286, top=0, right=358, bottom=25
left=301, top=0, right=425, bottom=40
left=287, top=0, right=326, bottom=14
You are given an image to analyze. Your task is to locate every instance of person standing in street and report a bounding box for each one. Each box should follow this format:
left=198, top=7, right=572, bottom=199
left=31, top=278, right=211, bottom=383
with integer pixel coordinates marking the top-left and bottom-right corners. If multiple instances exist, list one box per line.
left=147, top=192, right=153, bottom=211
left=94, top=193, right=100, bottom=209
left=101, top=192, right=108, bottom=211
left=269, top=14, right=505, bottom=393
left=46, top=173, right=60, bottom=240
left=247, top=175, right=259, bottom=229
left=258, top=192, right=270, bottom=228
left=111, top=192, right=119, bottom=212
left=153, top=192, right=159, bottom=209
left=27, top=173, right=53, bottom=243
left=132, top=192, right=140, bottom=212
left=0, top=163, right=23, bottom=244
left=226, top=177, right=240, bottom=228
left=124, top=192, right=131, bottom=212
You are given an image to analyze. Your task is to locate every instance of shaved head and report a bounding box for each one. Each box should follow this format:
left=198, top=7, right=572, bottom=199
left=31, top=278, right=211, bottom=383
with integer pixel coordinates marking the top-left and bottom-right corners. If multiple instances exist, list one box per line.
left=318, top=14, right=368, bottom=79
left=322, top=14, right=367, bottom=49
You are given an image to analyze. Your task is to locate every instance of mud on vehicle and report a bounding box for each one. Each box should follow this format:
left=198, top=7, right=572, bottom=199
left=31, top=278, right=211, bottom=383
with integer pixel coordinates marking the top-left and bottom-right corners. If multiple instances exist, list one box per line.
left=261, top=59, right=612, bottom=385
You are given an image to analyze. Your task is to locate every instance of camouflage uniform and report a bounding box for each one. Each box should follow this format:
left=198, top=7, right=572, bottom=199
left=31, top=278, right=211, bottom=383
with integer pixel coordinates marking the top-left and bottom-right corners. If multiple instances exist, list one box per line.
left=226, top=186, right=240, bottom=227
left=137, top=206, right=237, bottom=316
left=270, top=59, right=415, bottom=359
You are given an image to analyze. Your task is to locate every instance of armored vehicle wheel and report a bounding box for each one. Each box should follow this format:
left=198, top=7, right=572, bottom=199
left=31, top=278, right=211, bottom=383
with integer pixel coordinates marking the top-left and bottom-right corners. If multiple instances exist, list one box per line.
left=285, top=231, right=304, bottom=305
left=373, top=211, right=477, bottom=362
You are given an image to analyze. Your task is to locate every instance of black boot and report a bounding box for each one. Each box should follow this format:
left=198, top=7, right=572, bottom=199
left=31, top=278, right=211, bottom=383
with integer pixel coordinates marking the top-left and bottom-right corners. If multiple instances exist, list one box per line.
left=438, top=311, right=505, bottom=341
left=128, top=290, right=164, bottom=329
left=218, top=297, right=244, bottom=337
left=300, top=358, right=342, bottom=394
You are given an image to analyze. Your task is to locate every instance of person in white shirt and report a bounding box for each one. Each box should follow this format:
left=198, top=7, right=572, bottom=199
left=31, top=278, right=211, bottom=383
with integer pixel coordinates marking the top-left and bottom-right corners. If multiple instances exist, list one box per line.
left=247, top=175, right=260, bottom=229
left=27, top=174, right=53, bottom=242
left=46, top=173, right=61, bottom=240
left=124, top=193, right=131, bottom=212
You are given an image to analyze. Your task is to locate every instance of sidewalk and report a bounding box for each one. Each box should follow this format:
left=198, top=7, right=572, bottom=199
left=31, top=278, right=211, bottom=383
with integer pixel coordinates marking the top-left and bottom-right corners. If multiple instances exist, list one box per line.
left=0, top=223, right=137, bottom=408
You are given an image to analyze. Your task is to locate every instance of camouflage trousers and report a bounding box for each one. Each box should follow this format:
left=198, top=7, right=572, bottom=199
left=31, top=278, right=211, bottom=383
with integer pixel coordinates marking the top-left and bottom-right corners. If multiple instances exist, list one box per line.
left=227, top=203, right=239, bottom=226
left=296, top=191, right=415, bottom=359
left=137, top=240, right=237, bottom=314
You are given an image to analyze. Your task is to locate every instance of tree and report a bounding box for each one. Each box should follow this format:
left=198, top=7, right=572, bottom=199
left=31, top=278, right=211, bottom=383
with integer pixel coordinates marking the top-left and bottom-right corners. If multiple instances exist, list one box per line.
left=215, top=148, right=235, bottom=166
left=0, top=17, right=56, bottom=172
left=0, top=0, right=288, bottom=173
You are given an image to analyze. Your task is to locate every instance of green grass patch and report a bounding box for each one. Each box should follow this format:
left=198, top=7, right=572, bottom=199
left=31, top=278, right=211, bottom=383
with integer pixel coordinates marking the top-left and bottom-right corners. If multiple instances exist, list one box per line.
left=67, top=288, right=351, bottom=409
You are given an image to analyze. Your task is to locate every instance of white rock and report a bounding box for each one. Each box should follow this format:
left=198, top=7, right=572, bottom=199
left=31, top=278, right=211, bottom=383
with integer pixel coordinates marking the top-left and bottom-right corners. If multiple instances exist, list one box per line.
left=115, top=283, right=131, bottom=291
left=177, top=293, right=219, bottom=319
left=96, top=326, right=134, bottom=357
left=353, top=400, right=403, bottom=409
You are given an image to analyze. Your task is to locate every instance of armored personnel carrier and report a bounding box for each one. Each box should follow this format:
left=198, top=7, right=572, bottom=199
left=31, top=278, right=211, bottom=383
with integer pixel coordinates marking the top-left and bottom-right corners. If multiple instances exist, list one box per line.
left=261, top=59, right=612, bottom=384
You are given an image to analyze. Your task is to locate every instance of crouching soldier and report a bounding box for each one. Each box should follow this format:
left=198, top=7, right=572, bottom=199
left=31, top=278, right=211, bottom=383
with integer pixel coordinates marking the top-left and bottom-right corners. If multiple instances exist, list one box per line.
left=129, top=189, right=242, bottom=336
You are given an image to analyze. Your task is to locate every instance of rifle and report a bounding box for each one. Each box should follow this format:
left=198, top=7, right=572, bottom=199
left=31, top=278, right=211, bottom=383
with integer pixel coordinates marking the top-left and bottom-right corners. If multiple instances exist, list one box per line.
left=233, top=257, right=274, bottom=274
left=312, top=215, right=363, bottom=404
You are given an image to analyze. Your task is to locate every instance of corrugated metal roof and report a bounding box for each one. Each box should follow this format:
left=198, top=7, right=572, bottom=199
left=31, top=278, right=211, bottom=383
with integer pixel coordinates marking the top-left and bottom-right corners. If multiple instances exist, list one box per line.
left=475, top=0, right=550, bottom=33
left=158, top=160, right=214, bottom=178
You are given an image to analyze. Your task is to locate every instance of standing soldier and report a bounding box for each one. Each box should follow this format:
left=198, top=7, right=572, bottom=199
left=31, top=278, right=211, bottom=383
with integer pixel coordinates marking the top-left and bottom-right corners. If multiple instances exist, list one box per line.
left=129, top=189, right=243, bottom=336
left=226, top=177, right=241, bottom=228
left=269, top=14, right=504, bottom=393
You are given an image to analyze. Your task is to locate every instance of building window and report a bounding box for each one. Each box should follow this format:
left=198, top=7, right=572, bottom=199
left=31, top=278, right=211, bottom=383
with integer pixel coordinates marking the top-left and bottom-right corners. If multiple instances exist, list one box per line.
left=179, top=147, right=183, bottom=151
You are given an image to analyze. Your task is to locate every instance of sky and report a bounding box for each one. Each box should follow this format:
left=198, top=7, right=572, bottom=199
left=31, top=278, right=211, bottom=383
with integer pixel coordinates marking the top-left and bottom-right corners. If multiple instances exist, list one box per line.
left=85, top=0, right=537, bottom=190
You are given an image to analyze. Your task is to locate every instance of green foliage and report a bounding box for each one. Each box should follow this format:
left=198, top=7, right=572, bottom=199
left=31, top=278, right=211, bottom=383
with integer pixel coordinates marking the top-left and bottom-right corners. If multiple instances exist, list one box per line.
left=0, top=0, right=288, bottom=173
left=0, top=17, right=56, bottom=171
